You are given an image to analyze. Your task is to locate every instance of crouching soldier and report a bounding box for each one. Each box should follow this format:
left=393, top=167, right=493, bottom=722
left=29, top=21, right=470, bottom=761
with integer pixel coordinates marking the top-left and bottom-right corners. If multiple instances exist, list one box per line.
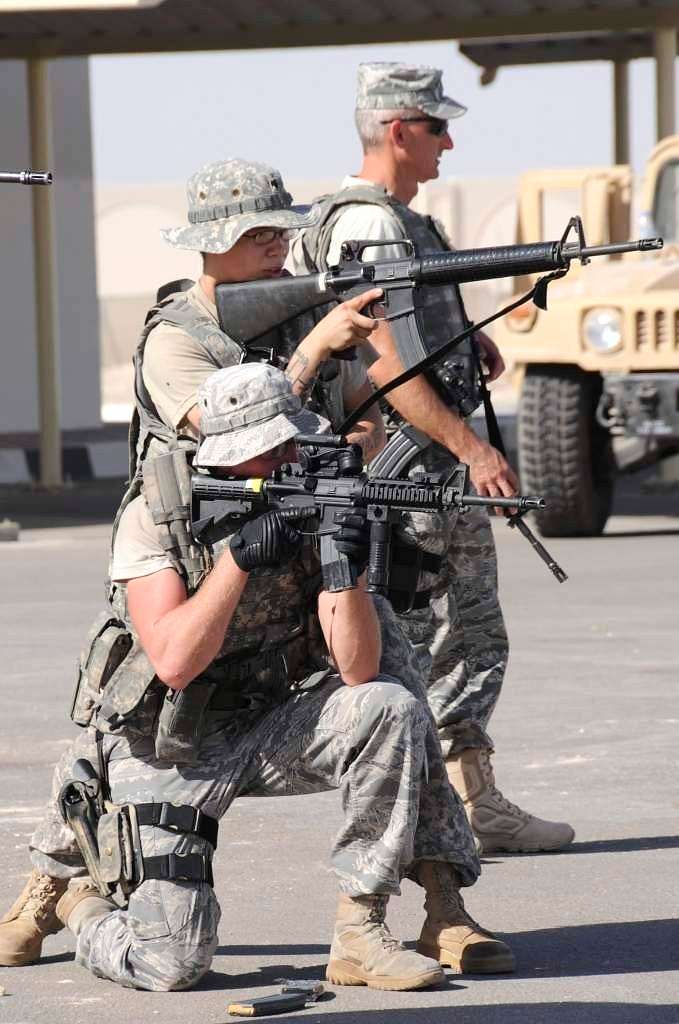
left=0, top=364, right=514, bottom=991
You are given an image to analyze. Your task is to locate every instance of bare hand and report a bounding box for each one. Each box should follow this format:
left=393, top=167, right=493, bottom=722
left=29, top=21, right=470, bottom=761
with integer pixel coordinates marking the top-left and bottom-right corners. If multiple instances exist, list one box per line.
left=474, top=330, right=505, bottom=383
left=306, top=288, right=382, bottom=358
left=465, top=438, right=519, bottom=500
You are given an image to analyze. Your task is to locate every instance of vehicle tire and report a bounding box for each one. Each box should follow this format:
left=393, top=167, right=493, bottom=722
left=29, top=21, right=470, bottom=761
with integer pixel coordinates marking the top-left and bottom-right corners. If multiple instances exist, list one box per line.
left=518, top=366, right=615, bottom=537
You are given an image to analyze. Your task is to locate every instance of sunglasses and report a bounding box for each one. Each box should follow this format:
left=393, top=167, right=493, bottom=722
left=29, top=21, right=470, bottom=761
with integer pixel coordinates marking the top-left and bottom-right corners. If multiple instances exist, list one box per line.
left=242, top=227, right=297, bottom=246
left=380, top=116, right=449, bottom=137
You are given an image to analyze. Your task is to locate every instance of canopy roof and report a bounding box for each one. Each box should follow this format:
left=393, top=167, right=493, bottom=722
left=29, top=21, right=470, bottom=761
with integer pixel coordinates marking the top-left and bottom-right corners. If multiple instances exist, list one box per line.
left=0, top=0, right=678, bottom=60
left=460, top=31, right=658, bottom=71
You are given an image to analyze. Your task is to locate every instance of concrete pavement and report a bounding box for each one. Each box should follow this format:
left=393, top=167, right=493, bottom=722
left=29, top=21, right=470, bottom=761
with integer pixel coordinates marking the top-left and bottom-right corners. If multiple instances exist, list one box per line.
left=0, top=483, right=677, bottom=1024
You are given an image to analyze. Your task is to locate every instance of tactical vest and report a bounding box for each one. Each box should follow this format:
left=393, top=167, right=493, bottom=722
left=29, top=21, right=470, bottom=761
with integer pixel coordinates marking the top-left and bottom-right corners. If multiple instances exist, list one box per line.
left=72, top=500, right=327, bottom=763
left=111, top=281, right=351, bottom=596
left=71, top=281, right=342, bottom=759
left=300, top=184, right=481, bottom=419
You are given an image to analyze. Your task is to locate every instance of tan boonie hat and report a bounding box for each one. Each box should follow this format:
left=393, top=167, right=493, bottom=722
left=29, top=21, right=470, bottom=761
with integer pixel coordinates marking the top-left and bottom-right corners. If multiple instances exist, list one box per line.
left=356, top=62, right=466, bottom=120
left=194, top=363, right=330, bottom=468
left=161, top=158, right=319, bottom=254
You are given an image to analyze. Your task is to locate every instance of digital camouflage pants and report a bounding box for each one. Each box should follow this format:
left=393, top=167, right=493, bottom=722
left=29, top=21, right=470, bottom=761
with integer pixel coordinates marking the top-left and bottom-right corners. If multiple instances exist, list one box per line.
left=30, top=667, right=479, bottom=991
left=398, top=446, right=510, bottom=758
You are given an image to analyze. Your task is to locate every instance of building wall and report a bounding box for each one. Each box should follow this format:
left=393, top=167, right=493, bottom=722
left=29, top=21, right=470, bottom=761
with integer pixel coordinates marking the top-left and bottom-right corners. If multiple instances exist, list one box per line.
left=0, top=58, right=100, bottom=435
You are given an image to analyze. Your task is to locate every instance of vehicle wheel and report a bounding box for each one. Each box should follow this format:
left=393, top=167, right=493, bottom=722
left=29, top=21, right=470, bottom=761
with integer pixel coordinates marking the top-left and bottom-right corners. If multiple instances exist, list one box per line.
left=518, top=366, right=615, bottom=537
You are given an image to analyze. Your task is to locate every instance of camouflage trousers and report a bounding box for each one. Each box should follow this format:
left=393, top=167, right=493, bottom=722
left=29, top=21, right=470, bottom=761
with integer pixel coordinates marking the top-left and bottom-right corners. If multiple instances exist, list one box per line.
left=30, top=670, right=479, bottom=991
left=397, top=446, right=510, bottom=757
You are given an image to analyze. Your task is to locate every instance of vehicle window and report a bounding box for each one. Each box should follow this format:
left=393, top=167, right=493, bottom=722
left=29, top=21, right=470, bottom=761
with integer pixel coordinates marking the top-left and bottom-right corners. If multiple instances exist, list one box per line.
left=653, top=160, right=679, bottom=243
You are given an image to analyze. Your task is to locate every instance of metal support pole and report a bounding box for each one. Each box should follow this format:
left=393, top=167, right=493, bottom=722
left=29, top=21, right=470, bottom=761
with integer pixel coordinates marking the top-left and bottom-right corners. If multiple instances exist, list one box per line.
left=613, top=60, right=630, bottom=165
left=654, top=28, right=677, bottom=142
left=27, top=58, right=61, bottom=486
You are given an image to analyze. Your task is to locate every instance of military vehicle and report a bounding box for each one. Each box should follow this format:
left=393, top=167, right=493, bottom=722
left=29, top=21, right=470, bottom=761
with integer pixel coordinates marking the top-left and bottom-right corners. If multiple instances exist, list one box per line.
left=495, top=136, right=679, bottom=536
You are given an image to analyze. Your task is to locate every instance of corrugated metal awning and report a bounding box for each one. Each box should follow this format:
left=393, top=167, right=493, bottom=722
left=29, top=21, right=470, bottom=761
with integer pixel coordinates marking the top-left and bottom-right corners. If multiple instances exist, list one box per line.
left=0, top=0, right=677, bottom=59
left=460, top=31, right=657, bottom=71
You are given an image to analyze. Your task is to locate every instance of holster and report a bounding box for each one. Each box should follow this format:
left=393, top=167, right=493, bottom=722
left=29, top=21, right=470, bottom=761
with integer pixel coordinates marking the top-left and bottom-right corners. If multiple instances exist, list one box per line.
left=58, top=758, right=114, bottom=897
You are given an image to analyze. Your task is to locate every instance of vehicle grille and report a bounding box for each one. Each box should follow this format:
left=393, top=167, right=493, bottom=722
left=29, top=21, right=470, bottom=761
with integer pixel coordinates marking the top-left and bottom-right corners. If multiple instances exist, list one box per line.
left=634, top=310, right=679, bottom=352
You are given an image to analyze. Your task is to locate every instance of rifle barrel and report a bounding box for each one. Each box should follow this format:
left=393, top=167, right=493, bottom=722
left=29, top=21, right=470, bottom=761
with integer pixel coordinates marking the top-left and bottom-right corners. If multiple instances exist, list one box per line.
left=0, top=170, right=52, bottom=185
left=564, top=237, right=663, bottom=259
left=463, top=495, right=545, bottom=511
left=415, top=242, right=562, bottom=286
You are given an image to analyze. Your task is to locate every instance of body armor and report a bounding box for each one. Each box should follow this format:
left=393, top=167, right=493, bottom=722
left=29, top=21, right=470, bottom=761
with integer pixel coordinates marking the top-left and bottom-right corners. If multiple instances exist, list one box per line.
left=300, top=184, right=481, bottom=419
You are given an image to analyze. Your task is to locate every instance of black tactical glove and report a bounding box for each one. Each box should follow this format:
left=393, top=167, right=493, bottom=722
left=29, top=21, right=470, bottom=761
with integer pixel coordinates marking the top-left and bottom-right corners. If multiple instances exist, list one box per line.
left=333, top=505, right=370, bottom=576
left=229, top=510, right=303, bottom=573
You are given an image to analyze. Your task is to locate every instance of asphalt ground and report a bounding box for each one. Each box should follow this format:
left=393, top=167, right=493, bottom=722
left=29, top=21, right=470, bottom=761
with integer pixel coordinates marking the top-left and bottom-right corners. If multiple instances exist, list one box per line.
left=0, top=478, right=677, bottom=1024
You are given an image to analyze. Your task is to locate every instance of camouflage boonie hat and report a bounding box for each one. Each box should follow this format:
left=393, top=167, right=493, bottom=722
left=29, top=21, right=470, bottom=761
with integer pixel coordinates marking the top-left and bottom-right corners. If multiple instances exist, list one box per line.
left=356, top=62, right=466, bottom=120
left=161, top=158, right=319, bottom=254
left=194, top=364, right=330, bottom=468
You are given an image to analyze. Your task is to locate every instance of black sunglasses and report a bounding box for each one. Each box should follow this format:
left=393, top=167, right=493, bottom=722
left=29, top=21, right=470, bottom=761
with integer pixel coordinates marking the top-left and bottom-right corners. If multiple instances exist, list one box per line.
left=380, top=116, right=449, bottom=137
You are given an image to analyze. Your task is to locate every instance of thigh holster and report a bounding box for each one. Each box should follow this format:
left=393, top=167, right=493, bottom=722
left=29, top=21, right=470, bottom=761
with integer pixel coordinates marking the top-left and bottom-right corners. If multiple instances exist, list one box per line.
left=59, top=761, right=219, bottom=897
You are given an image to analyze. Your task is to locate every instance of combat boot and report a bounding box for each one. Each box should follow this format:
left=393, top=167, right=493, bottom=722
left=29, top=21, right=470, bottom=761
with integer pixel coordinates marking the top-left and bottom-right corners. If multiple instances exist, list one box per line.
left=0, top=870, right=68, bottom=966
left=326, top=893, right=444, bottom=991
left=56, top=878, right=115, bottom=937
left=447, top=746, right=575, bottom=854
left=416, top=860, right=515, bottom=974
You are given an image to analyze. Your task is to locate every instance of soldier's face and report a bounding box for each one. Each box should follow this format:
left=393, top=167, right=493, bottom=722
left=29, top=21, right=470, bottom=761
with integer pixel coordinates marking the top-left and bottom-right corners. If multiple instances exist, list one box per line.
left=231, top=230, right=290, bottom=281
left=212, top=230, right=290, bottom=283
left=401, top=119, right=454, bottom=183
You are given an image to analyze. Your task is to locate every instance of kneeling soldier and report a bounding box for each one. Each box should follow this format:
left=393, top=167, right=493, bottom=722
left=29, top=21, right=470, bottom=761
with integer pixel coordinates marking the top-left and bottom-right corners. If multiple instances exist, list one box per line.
left=0, top=364, right=514, bottom=991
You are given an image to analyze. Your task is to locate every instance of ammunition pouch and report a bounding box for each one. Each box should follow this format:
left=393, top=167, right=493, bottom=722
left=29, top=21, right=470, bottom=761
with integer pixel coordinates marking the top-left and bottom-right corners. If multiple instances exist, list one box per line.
left=154, top=645, right=293, bottom=765
left=155, top=680, right=219, bottom=765
left=71, top=612, right=133, bottom=727
left=387, top=534, right=443, bottom=614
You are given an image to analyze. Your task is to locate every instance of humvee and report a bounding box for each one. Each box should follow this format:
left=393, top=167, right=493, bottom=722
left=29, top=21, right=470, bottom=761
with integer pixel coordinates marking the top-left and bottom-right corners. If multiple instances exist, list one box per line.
left=495, top=135, right=679, bottom=536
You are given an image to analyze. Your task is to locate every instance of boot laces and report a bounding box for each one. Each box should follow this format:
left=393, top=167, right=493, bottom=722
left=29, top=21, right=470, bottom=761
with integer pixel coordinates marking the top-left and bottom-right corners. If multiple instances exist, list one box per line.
left=479, top=750, right=530, bottom=821
left=364, top=899, right=403, bottom=954
left=438, top=881, right=488, bottom=934
left=18, top=876, right=62, bottom=923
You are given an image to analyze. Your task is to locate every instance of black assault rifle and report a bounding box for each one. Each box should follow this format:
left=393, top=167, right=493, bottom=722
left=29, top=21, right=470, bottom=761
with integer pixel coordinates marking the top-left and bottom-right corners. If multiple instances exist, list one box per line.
left=191, top=436, right=548, bottom=596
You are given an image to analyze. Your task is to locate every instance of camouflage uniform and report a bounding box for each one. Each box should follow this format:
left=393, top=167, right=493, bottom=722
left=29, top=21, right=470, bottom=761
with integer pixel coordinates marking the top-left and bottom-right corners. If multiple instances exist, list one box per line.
left=296, top=177, right=506, bottom=757
left=30, top=364, right=479, bottom=992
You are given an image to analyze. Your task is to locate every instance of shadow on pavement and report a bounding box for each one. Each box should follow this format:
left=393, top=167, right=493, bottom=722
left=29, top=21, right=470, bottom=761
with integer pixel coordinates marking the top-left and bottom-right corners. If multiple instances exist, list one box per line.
left=216, top=918, right=677, bottom=982
left=236, top=1005, right=679, bottom=1023
left=494, top=835, right=679, bottom=857
left=508, top=918, right=677, bottom=978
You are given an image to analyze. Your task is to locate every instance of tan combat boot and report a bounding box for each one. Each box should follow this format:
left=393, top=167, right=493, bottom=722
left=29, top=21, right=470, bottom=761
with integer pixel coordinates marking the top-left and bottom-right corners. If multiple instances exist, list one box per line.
left=416, top=861, right=515, bottom=974
left=326, top=893, right=444, bottom=991
left=447, top=746, right=575, bottom=854
left=0, top=870, right=68, bottom=966
left=56, top=879, right=115, bottom=937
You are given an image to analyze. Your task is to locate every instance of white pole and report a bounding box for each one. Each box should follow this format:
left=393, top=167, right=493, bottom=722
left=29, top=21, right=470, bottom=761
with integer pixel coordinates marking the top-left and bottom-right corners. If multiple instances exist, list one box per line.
left=27, top=58, right=62, bottom=487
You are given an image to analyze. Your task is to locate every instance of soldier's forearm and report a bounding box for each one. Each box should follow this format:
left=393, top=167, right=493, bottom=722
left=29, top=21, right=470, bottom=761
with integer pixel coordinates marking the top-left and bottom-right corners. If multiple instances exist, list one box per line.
left=318, top=584, right=381, bottom=686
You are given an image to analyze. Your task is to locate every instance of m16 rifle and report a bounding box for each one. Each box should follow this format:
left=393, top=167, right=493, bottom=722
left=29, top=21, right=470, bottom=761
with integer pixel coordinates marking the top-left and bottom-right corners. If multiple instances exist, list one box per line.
left=214, top=216, right=662, bottom=379
left=191, top=435, right=551, bottom=598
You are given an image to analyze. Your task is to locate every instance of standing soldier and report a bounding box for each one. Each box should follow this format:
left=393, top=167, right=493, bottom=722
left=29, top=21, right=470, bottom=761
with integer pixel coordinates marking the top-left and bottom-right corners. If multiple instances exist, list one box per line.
left=292, top=62, right=575, bottom=855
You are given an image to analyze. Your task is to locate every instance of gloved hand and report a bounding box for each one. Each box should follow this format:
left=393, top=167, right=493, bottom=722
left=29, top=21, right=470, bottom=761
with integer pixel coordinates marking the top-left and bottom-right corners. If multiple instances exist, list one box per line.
left=229, top=510, right=303, bottom=573
left=333, top=505, right=370, bottom=576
